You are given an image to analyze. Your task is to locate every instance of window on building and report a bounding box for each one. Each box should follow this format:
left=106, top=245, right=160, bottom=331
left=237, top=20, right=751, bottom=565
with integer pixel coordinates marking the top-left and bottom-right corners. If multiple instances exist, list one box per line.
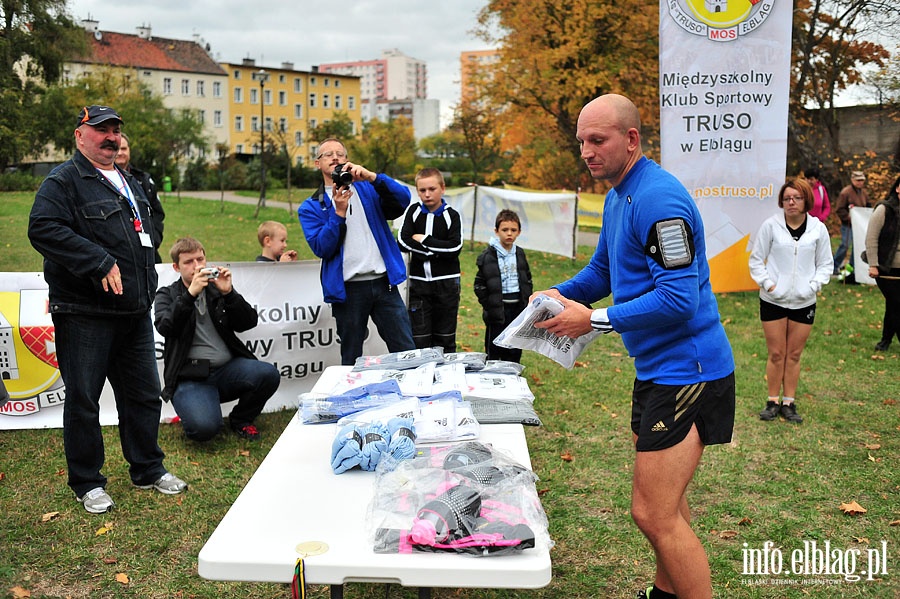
left=294, top=78, right=302, bottom=92
left=235, top=115, right=244, bottom=131
left=181, top=79, right=190, bottom=95
left=197, top=80, right=205, bottom=97
left=323, top=94, right=331, bottom=109
left=279, top=117, right=287, bottom=132
left=233, top=70, right=241, bottom=79
left=251, top=116, right=259, bottom=132
left=294, top=131, right=303, bottom=146
left=324, top=77, right=330, bottom=87
left=234, top=87, right=243, bottom=103
left=250, top=88, right=259, bottom=104
left=236, top=143, right=244, bottom=153
left=264, top=89, right=272, bottom=105
left=265, top=117, right=273, bottom=132
left=198, top=110, right=206, bottom=124
left=334, top=79, right=341, bottom=88
left=214, top=110, right=222, bottom=127
left=335, top=95, right=342, bottom=109
left=163, top=78, right=172, bottom=95
left=213, top=81, right=222, bottom=97
left=310, top=118, right=317, bottom=129
left=309, top=93, right=317, bottom=108
left=279, top=74, right=286, bottom=83
left=310, top=76, right=316, bottom=86
left=279, top=91, right=287, bottom=106
left=348, top=95, right=355, bottom=110
left=294, top=104, right=303, bottom=119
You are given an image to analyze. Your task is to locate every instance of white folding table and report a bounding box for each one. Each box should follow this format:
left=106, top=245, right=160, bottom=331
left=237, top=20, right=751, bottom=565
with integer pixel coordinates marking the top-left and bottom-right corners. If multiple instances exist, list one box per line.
left=198, top=366, right=552, bottom=597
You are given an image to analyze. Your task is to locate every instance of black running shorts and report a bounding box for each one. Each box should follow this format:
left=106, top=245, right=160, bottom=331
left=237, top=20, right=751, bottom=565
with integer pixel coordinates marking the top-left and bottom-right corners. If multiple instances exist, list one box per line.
left=631, top=372, right=735, bottom=452
left=759, top=299, right=816, bottom=324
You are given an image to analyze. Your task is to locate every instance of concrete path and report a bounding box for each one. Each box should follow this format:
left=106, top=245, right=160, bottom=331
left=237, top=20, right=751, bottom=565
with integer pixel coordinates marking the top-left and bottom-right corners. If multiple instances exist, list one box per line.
left=176, top=190, right=600, bottom=249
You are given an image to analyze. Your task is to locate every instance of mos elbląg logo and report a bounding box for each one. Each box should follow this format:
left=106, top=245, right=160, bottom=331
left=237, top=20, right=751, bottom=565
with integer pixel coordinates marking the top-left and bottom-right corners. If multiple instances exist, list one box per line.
left=667, top=0, right=775, bottom=41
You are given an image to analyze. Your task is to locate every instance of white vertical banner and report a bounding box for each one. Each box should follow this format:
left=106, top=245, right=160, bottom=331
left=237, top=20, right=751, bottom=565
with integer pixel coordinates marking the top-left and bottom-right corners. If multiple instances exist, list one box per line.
left=659, top=0, right=792, bottom=292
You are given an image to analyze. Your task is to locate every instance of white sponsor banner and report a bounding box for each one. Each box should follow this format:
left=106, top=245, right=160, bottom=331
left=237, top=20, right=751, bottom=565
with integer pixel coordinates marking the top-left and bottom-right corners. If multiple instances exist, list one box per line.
left=446, top=186, right=577, bottom=258
left=659, top=0, right=792, bottom=292
left=0, top=261, right=389, bottom=430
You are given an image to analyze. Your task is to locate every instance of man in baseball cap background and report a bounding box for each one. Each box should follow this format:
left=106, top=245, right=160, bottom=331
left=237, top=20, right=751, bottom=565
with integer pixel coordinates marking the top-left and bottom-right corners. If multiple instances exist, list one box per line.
left=833, top=169, right=872, bottom=276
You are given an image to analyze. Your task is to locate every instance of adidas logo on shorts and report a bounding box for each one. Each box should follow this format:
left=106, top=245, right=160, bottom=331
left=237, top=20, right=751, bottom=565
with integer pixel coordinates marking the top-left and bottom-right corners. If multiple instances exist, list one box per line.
left=651, top=420, right=668, bottom=432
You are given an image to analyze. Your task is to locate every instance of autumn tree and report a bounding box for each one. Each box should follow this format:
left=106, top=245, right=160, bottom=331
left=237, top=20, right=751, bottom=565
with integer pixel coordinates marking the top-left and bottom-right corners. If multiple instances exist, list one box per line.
left=789, top=0, right=898, bottom=184
left=450, top=97, right=505, bottom=185
left=474, top=0, right=659, bottom=190
left=0, top=0, right=85, bottom=168
left=349, top=117, right=416, bottom=179
left=309, top=111, right=356, bottom=145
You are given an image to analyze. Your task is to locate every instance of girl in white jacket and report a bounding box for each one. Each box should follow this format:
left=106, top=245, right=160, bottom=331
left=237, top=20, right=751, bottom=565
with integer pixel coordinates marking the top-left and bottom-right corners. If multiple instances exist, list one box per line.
left=749, top=178, right=834, bottom=423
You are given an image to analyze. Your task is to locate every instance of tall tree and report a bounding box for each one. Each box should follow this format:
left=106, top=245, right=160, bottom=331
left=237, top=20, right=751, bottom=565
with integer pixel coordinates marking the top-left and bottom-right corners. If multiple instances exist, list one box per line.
left=350, top=117, right=416, bottom=179
left=475, top=0, right=659, bottom=190
left=0, top=0, right=85, bottom=168
left=789, top=0, right=897, bottom=182
left=450, top=97, right=504, bottom=185
left=309, top=111, right=356, bottom=145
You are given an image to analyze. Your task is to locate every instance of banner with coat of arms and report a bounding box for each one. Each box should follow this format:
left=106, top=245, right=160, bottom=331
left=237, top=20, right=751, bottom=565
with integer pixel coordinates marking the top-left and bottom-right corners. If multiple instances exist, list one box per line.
left=659, top=0, right=793, bottom=292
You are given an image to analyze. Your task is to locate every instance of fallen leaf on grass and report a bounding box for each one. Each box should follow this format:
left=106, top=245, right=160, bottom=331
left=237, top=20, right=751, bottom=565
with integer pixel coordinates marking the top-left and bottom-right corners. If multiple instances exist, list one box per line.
left=839, top=501, right=867, bottom=515
left=560, top=451, right=574, bottom=462
left=238, top=450, right=250, bottom=457
left=10, top=586, right=30, bottom=598
left=537, top=488, right=550, bottom=497
left=884, top=398, right=896, bottom=406
left=115, top=573, right=129, bottom=585
left=738, top=517, right=752, bottom=526
left=55, top=469, right=65, bottom=476
left=864, top=443, right=881, bottom=450
left=854, top=537, right=869, bottom=544
left=573, top=361, right=588, bottom=368
left=554, top=409, right=569, bottom=416
left=719, top=530, right=739, bottom=539
left=103, top=558, right=117, bottom=565
left=868, top=454, right=881, bottom=463
left=871, top=354, right=885, bottom=360
left=41, top=512, right=60, bottom=522
left=0, top=472, right=5, bottom=482
left=889, top=520, right=900, bottom=527
left=96, top=522, right=113, bottom=536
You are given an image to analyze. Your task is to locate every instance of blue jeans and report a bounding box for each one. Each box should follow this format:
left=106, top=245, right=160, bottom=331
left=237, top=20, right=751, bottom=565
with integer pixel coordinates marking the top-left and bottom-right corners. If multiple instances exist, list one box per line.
left=331, top=276, right=415, bottom=365
left=170, top=357, right=280, bottom=442
left=833, top=224, right=852, bottom=273
left=53, top=313, right=166, bottom=497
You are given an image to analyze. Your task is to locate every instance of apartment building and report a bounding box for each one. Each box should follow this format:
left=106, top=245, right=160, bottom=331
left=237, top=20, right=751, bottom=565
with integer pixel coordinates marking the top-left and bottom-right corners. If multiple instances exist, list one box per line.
left=460, top=49, right=500, bottom=103
left=66, top=20, right=230, bottom=154
left=222, top=59, right=362, bottom=165
left=318, top=49, right=437, bottom=139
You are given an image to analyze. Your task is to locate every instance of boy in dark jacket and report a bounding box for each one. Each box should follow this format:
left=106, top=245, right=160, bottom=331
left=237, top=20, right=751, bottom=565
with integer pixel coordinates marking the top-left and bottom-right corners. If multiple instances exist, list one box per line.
left=154, top=237, right=280, bottom=441
left=474, top=210, right=533, bottom=362
left=398, top=168, right=463, bottom=352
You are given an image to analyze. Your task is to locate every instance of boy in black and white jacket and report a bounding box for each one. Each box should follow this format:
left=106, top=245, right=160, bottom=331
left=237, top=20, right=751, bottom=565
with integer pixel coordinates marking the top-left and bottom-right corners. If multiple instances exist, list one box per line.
left=398, top=168, right=463, bottom=352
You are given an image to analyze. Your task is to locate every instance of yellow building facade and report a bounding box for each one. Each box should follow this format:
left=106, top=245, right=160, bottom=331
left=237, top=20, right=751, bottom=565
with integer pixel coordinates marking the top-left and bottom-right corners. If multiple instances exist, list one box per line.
left=223, top=60, right=362, bottom=166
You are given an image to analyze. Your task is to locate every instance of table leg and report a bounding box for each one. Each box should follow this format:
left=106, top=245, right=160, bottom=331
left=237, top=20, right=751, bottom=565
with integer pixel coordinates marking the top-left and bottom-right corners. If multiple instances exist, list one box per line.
left=329, top=584, right=344, bottom=599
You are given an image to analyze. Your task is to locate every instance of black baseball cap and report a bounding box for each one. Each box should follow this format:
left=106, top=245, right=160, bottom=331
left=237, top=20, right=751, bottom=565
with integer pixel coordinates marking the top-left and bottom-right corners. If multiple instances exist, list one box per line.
left=76, top=105, right=123, bottom=129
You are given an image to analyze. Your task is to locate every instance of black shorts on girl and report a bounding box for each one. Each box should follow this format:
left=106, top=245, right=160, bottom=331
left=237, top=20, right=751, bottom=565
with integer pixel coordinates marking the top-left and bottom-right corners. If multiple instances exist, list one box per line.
left=631, top=372, right=735, bottom=452
left=759, top=298, right=816, bottom=324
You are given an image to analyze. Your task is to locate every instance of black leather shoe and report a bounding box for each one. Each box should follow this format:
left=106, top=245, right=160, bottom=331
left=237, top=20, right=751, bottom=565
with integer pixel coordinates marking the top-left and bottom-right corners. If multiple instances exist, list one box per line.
left=875, top=340, right=891, bottom=352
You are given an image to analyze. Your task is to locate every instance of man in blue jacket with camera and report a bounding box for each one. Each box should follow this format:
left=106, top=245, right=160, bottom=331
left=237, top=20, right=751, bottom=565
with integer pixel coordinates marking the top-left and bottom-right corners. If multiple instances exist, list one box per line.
left=298, top=138, right=414, bottom=365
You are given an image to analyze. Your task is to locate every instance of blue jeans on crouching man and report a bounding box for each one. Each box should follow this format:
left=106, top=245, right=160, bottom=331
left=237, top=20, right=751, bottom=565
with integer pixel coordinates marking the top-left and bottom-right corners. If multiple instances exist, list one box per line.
left=170, top=357, right=280, bottom=441
left=53, top=313, right=167, bottom=498
left=331, top=276, right=415, bottom=365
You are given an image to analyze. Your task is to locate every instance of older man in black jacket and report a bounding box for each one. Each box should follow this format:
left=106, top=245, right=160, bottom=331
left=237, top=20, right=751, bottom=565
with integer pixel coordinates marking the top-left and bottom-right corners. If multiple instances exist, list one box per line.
left=28, top=105, right=185, bottom=515
left=154, top=237, right=280, bottom=442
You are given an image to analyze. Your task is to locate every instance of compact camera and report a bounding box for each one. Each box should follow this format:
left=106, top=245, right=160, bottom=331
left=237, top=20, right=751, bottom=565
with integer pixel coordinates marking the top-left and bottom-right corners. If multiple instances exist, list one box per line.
left=331, top=164, right=353, bottom=187
left=201, top=267, right=219, bottom=279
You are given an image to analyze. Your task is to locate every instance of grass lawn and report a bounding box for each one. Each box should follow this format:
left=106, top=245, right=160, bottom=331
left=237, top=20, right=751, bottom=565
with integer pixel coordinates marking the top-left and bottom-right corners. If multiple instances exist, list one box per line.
left=0, top=191, right=897, bottom=598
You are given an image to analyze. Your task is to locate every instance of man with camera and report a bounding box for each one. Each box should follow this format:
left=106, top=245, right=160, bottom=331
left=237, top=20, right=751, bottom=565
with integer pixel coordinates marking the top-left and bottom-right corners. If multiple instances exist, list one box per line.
left=298, top=138, right=415, bottom=365
left=154, top=237, right=280, bottom=442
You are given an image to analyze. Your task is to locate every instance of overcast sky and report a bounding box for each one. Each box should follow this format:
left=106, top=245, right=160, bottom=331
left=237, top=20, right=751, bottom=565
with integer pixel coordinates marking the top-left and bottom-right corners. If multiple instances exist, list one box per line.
left=66, top=0, right=495, bottom=128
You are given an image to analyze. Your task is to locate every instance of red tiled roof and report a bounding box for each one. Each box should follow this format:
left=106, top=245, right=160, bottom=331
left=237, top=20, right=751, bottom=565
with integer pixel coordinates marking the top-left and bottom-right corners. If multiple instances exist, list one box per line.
left=73, top=30, right=226, bottom=76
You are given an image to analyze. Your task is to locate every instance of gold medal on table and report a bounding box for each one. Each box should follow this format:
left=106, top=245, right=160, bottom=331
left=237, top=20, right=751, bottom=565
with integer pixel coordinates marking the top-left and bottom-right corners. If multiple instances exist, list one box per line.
left=295, top=541, right=329, bottom=557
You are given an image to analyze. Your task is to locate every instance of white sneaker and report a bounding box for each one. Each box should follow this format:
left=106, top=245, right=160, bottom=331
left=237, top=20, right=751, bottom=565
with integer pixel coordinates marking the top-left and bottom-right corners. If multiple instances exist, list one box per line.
left=136, top=472, right=188, bottom=495
left=77, top=487, right=115, bottom=514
